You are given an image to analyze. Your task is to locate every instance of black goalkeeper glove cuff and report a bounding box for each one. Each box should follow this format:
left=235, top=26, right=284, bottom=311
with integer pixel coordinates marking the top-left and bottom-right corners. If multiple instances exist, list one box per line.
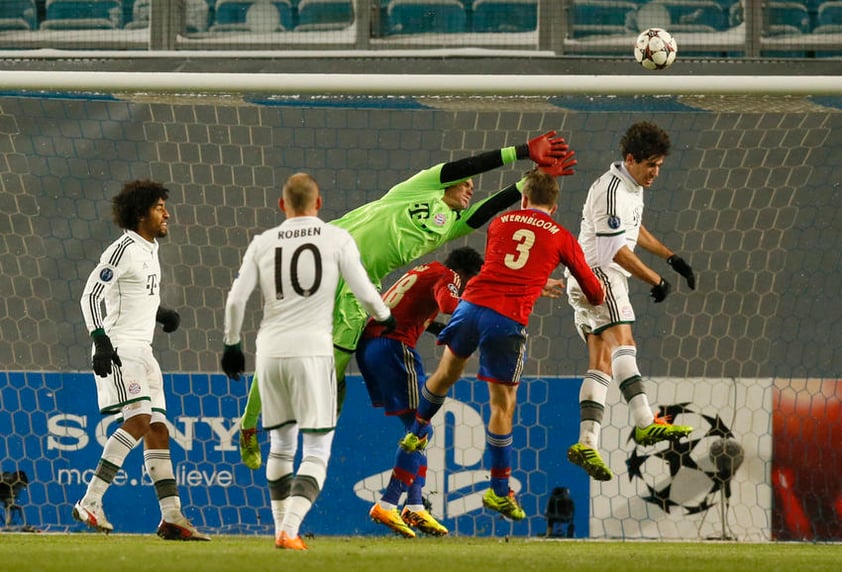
left=426, top=321, right=446, bottom=336
left=156, top=306, right=181, bottom=333
left=650, top=278, right=672, bottom=303
left=376, top=314, right=397, bottom=336
left=667, top=254, right=696, bottom=290
left=91, top=332, right=121, bottom=377
left=221, top=343, right=245, bottom=381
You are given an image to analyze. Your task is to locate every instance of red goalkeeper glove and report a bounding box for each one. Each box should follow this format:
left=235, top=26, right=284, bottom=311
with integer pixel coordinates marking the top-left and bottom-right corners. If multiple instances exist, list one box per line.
left=538, top=150, right=577, bottom=177
left=527, top=130, right=569, bottom=166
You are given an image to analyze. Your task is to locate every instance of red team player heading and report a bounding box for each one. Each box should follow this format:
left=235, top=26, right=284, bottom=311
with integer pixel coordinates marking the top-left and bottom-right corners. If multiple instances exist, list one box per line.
left=463, top=208, right=603, bottom=326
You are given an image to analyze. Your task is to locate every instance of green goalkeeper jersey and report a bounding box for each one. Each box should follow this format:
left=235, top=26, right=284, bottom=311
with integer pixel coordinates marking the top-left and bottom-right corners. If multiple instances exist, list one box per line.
left=332, top=162, right=506, bottom=287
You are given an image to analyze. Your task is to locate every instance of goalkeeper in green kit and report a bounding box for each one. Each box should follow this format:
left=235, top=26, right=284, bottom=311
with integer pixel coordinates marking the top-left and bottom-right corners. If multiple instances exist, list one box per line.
left=222, top=131, right=577, bottom=469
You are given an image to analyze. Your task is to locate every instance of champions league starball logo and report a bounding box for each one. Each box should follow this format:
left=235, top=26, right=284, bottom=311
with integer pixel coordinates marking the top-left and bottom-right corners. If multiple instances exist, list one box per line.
left=626, top=403, right=745, bottom=514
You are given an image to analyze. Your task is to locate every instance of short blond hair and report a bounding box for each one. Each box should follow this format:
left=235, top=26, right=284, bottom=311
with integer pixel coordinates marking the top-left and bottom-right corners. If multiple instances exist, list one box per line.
left=522, top=169, right=559, bottom=208
left=282, top=172, right=320, bottom=213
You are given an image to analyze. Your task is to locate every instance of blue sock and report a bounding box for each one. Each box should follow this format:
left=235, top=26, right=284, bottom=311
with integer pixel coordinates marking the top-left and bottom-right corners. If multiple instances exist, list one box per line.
left=381, top=474, right=406, bottom=506
left=382, top=446, right=417, bottom=505
left=405, top=455, right=427, bottom=506
left=486, top=430, right=513, bottom=497
left=414, top=384, right=447, bottom=432
left=382, top=416, right=422, bottom=506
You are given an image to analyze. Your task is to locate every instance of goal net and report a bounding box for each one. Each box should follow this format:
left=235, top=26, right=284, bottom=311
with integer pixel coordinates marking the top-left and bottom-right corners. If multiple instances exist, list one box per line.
left=0, top=81, right=840, bottom=540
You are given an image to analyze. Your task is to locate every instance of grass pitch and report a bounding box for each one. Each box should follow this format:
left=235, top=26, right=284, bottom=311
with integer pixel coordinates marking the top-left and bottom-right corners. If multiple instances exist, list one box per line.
left=0, top=533, right=839, bottom=572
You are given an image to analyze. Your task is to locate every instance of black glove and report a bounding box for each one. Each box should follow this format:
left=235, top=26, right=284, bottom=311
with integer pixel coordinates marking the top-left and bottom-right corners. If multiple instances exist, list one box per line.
left=426, top=321, right=446, bottom=336
left=92, top=333, right=121, bottom=377
left=221, top=343, right=245, bottom=381
left=156, top=306, right=181, bottom=333
left=667, top=255, right=696, bottom=290
left=650, top=278, right=672, bottom=303
left=376, top=314, right=397, bottom=336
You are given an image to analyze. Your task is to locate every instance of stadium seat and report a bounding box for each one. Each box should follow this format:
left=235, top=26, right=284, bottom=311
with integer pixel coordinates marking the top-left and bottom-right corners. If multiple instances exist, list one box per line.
left=0, top=0, right=37, bottom=31
left=210, top=0, right=293, bottom=32
left=123, top=0, right=208, bottom=31
left=816, top=0, right=842, bottom=26
left=295, top=0, right=355, bottom=31
left=385, top=0, right=467, bottom=35
left=765, top=1, right=811, bottom=34
left=471, top=0, right=537, bottom=33
left=812, top=0, right=842, bottom=55
left=41, top=0, right=123, bottom=30
left=124, top=0, right=149, bottom=29
left=571, top=0, right=637, bottom=38
left=645, top=0, right=728, bottom=31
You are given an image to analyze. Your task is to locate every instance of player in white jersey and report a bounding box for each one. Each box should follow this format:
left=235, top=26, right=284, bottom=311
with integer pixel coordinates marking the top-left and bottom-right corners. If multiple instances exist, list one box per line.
left=75, top=179, right=210, bottom=541
left=565, top=122, right=698, bottom=481
left=220, top=172, right=394, bottom=551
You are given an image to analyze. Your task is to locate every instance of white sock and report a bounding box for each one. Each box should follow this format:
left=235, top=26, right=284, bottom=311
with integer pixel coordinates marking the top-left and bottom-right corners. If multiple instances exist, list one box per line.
left=272, top=498, right=290, bottom=537
left=281, top=496, right=312, bottom=538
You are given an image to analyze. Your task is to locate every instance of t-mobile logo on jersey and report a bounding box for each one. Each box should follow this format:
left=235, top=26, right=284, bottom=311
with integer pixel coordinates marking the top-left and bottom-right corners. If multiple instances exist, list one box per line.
left=352, top=398, right=522, bottom=519
left=146, top=274, right=158, bottom=296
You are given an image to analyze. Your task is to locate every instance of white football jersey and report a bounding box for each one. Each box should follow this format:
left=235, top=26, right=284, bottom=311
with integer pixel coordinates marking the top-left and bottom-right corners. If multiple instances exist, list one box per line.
left=80, top=230, right=161, bottom=347
left=577, top=161, right=644, bottom=276
left=224, top=216, right=390, bottom=358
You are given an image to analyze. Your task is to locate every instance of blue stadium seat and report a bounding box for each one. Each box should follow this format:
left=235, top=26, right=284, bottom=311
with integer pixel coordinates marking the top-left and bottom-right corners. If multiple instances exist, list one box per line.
left=816, top=0, right=842, bottom=27
left=571, top=0, right=637, bottom=38
left=385, top=0, right=467, bottom=35
left=0, top=0, right=37, bottom=31
left=295, top=0, right=355, bottom=31
left=211, top=0, right=293, bottom=32
left=123, top=0, right=207, bottom=31
left=812, top=2, right=842, bottom=56
left=124, top=0, right=149, bottom=29
left=41, top=0, right=123, bottom=30
left=471, top=0, right=537, bottom=33
left=765, top=1, right=811, bottom=34
left=646, top=0, right=728, bottom=31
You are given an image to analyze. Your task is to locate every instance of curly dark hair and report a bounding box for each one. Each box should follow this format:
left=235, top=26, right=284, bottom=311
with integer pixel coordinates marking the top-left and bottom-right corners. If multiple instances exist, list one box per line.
left=445, top=246, right=484, bottom=278
left=111, top=179, right=169, bottom=231
left=620, top=121, right=671, bottom=163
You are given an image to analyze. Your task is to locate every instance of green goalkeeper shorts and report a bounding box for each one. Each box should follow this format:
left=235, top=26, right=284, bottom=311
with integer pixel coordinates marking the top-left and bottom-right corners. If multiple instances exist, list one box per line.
left=332, top=281, right=370, bottom=353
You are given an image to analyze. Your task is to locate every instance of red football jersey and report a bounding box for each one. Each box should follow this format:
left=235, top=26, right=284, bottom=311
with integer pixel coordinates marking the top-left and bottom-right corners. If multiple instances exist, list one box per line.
left=362, top=261, right=461, bottom=347
left=462, top=208, right=603, bottom=325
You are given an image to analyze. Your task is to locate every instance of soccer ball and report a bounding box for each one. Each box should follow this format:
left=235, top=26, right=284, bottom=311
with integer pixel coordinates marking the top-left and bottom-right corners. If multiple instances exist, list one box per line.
left=634, top=28, right=678, bottom=71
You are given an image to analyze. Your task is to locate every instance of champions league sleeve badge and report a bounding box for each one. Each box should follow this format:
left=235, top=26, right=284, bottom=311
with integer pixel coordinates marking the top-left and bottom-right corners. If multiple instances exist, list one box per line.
left=99, top=267, right=115, bottom=282
left=608, top=216, right=621, bottom=229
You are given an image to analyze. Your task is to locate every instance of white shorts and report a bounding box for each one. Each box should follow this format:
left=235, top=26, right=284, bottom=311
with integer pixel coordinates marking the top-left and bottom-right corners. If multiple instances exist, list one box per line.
left=94, top=344, right=165, bottom=416
left=256, top=354, right=337, bottom=432
left=567, top=266, right=636, bottom=342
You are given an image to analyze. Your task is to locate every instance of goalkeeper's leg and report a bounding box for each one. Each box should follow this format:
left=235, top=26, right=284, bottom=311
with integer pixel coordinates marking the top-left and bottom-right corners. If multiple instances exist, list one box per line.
left=332, top=284, right=370, bottom=415
left=240, top=375, right=262, bottom=431
left=334, top=348, right=354, bottom=416
left=239, top=376, right=263, bottom=470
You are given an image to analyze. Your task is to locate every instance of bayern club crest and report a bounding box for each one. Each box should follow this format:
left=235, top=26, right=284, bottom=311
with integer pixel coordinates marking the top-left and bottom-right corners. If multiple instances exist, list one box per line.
left=433, top=213, right=447, bottom=226
left=626, top=403, right=745, bottom=514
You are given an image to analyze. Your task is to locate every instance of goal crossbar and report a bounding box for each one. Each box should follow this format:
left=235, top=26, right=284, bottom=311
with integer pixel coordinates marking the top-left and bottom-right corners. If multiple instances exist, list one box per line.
left=1, top=71, right=840, bottom=96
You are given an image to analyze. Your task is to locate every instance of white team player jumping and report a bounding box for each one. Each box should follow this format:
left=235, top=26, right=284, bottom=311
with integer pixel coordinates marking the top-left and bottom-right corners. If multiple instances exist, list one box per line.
left=566, top=122, right=697, bottom=481
left=220, top=172, right=395, bottom=550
